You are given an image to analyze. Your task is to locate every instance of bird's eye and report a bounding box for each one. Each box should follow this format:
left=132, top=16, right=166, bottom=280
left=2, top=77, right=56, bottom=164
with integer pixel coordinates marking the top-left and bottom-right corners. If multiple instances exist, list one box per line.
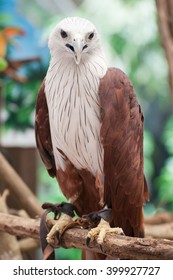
left=60, top=29, right=68, bottom=38
left=88, top=32, right=94, bottom=40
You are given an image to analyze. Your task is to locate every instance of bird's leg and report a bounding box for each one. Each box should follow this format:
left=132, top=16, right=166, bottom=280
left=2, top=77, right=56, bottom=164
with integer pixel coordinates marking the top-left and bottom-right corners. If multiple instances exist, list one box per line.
left=87, top=218, right=123, bottom=246
left=84, top=209, right=124, bottom=249
left=41, top=201, right=76, bottom=247
left=47, top=213, right=73, bottom=244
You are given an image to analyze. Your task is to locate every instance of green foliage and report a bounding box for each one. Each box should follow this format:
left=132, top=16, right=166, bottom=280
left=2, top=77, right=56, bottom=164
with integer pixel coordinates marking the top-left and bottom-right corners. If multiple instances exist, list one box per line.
left=162, top=116, right=173, bottom=155
left=154, top=116, right=173, bottom=210
left=37, top=165, right=66, bottom=204
left=0, top=14, right=11, bottom=27
left=155, top=158, right=173, bottom=210
left=144, top=130, right=155, bottom=179
left=110, top=33, right=126, bottom=55
left=55, top=248, right=81, bottom=260
left=0, top=57, right=8, bottom=71
left=3, top=79, right=41, bottom=130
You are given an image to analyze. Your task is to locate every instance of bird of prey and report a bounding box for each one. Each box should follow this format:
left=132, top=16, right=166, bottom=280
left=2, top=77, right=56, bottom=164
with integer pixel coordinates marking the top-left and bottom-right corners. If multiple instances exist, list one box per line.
left=35, top=17, right=149, bottom=259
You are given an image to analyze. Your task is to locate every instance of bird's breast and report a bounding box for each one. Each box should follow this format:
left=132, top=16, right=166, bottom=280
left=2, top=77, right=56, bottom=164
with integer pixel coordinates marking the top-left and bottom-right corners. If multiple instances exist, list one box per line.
left=45, top=64, right=104, bottom=176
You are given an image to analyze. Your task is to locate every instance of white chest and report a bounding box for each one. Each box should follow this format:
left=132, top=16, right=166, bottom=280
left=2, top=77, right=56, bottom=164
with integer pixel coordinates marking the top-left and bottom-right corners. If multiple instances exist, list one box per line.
left=45, top=58, right=107, bottom=176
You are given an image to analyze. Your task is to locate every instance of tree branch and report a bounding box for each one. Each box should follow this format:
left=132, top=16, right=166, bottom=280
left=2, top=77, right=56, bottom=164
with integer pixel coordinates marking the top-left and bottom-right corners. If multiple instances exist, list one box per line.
left=144, top=212, right=173, bottom=239
left=156, top=0, right=173, bottom=98
left=0, top=152, right=43, bottom=217
left=145, top=211, right=173, bottom=225
left=145, top=222, right=173, bottom=239
left=0, top=191, right=23, bottom=260
left=0, top=213, right=173, bottom=260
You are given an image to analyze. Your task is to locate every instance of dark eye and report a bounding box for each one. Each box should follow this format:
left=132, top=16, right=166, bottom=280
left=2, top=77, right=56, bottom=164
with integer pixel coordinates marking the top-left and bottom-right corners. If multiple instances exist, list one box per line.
left=60, top=29, right=68, bottom=38
left=88, top=32, right=94, bottom=40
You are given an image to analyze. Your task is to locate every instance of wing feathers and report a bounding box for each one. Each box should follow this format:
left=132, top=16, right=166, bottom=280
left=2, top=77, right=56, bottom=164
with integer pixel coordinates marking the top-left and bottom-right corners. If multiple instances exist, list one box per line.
left=99, top=68, right=149, bottom=237
left=35, top=81, right=56, bottom=177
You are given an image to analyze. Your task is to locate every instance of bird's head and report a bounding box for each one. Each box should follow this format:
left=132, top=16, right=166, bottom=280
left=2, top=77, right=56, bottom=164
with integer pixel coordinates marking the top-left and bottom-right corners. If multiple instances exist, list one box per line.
left=48, top=17, right=101, bottom=65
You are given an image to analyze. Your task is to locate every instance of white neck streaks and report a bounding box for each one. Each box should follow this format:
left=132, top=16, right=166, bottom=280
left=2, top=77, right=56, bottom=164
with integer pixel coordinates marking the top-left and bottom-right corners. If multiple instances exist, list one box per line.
left=45, top=52, right=108, bottom=176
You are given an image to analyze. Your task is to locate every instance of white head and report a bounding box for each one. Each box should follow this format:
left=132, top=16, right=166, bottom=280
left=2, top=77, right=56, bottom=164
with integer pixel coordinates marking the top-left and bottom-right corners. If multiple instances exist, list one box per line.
left=48, top=17, right=102, bottom=65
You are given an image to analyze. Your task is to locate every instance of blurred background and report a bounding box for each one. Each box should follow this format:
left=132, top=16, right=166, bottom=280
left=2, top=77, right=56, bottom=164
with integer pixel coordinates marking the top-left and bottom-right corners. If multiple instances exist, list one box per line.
left=0, top=0, right=173, bottom=259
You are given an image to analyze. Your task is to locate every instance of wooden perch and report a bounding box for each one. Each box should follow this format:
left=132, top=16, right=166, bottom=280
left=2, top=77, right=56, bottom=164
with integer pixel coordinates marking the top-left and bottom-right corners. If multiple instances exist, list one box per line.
left=0, top=213, right=173, bottom=260
left=0, top=190, right=22, bottom=260
left=0, top=152, right=43, bottom=217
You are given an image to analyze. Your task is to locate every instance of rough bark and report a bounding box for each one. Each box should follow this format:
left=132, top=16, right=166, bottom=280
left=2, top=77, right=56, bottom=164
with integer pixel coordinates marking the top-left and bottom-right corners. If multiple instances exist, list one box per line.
left=0, top=213, right=173, bottom=260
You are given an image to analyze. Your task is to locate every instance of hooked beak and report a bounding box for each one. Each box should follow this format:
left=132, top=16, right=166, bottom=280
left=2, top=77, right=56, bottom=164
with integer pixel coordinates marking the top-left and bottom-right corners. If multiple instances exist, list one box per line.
left=72, top=37, right=85, bottom=65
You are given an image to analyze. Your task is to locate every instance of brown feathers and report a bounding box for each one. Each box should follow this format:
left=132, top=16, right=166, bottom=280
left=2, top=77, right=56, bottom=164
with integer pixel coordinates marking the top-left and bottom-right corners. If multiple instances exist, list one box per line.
left=35, top=81, right=56, bottom=177
left=99, top=68, right=149, bottom=237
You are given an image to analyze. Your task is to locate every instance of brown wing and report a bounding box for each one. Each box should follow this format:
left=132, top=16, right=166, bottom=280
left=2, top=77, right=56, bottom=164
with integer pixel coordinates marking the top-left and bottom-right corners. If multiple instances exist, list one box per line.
left=99, top=68, right=149, bottom=237
left=35, top=80, right=56, bottom=177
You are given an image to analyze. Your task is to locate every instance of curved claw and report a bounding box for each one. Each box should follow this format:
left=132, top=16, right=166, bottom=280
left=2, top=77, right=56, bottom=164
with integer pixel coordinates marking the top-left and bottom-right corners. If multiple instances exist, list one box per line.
left=99, top=243, right=106, bottom=253
left=56, top=231, right=60, bottom=242
left=86, top=236, right=92, bottom=247
left=86, top=236, right=96, bottom=248
left=46, top=214, right=73, bottom=247
left=86, top=219, right=124, bottom=253
left=46, top=230, right=60, bottom=248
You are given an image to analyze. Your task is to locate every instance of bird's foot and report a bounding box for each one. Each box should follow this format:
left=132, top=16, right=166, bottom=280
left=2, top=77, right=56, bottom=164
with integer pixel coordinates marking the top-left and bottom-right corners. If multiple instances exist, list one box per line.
left=83, top=209, right=124, bottom=251
left=40, top=202, right=76, bottom=248
left=87, top=219, right=124, bottom=248
left=46, top=213, right=73, bottom=245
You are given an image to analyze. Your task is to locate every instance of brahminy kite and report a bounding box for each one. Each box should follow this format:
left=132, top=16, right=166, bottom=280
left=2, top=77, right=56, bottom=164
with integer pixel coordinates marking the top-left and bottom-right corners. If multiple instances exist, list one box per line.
left=35, top=17, right=149, bottom=260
